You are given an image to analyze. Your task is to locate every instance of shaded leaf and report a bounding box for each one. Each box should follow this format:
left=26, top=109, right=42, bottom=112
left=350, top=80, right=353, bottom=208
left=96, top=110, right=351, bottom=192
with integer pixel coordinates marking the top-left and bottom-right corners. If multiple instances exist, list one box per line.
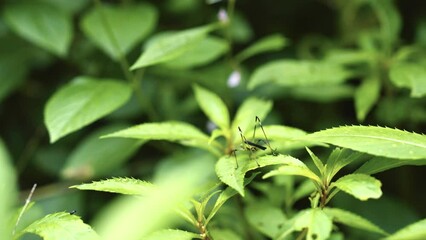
left=356, top=156, right=426, bottom=175
left=3, top=2, right=72, bottom=56
left=245, top=201, right=287, bottom=238
left=71, top=177, right=154, bottom=196
left=355, top=76, right=381, bottom=121
left=44, top=77, right=132, bottom=143
left=294, top=208, right=332, bottom=240
left=389, top=63, right=426, bottom=97
left=306, top=147, right=324, bottom=175
left=81, top=3, right=157, bottom=60
left=325, top=148, right=363, bottom=183
left=142, top=229, right=199, bottom=240
left=385, top=219, right=426, bottom=240
left=301, top=126, right=426, bottom=160
left=263, top=157, right=322, bottom=185
left=248, top=60, right=352, bottom=90
left=236, top=34, right=287, bottom=62
left=210, top=229, right=242, bottom=240
left=332, top=174, right=382, bottom=201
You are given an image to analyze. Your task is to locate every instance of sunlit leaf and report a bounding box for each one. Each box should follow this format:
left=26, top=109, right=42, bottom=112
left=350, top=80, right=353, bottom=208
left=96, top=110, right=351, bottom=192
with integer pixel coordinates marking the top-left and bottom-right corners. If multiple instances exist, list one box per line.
left=142, top=229, right=199, bottom=240
left=3, top=2, right=72, bottom=56
left=385, top=219, right=426, bottom=240
left=389, top=63, right=426, bottom=98
left=236, top=34, right=287, bottom=62
left=301, top=126, right=426, bottom=160
left=248, top=60, right=352, bottom=90
left=306, top=147, right=324, bottom=175
left=332, top=174, right=382, bottom=201
left=44, top=77, right=132, bottom=143
left=325, top=148, right=363, bottom=182
left=71, top=178, right=155, bottom=196
left=355, top=76, right=381, bottom=121
left=263, top=157, right=322, bottom=184
left=356, top=156, right=426, bottom=175
left=81, top=3, right=157, bottom=60
left=294, top=208, right=332, bottom=240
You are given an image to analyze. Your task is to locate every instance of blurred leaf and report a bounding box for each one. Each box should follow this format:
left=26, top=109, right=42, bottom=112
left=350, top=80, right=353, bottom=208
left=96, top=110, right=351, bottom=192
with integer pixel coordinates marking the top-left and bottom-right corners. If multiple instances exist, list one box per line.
left=142, top=229, right=199, bottom=240
left=193, top=84, right=230, bottom=131
left=262, top=125, right=319, bottom=151
left=263, top=163, right=322, bottom=185
left=209, top=229, right=242, bottom=240
left=245, top=201, right=287, bottom=238
left=236, top=34, right=288, bottom=62
left=294, top=180, right=316, bottom=203
left=325, top=49, right=375, bottom=65
left=41, top=0, right=88, bottom=14
left=289, top=84, right=354, bottom=103
left=72, top=177, right=155, bottom=195
left=302, top=126, right=426, bottom=160
left=62, top=125, right=144, bottom=180
left=16, top=212, right=99, bottom=240
left=389, top=63, right=426, bottom=97
left=323, top=207, right=388, bottom=235
left=248, top=60, right=352, bottom=90
left=0, top=50, right=28, bottom=103
left=81, top=3, right=157, bottom=60
left=162, top=36, right=228, bottom=69
left=3, top=2, right=72, bottom=56
left=216, top=154, right=296, bottom=196
left=355, top=76, right=381, bottom=121
left=0, top=139, right=17, bottom=240
left=370, top=0, right=401, bottom=49
left=356, top=157, right=426, bottom=175
left=230, top=12, right=253, bottom=43
left=44, top=77, right=132, bottom=143
left=385, top=219, right=426, bottom=240
left=131, top=24, right=217, bottom=69
left=293, top=208, right=332, bottom=240
left=332, top=174, right=382, bottom=201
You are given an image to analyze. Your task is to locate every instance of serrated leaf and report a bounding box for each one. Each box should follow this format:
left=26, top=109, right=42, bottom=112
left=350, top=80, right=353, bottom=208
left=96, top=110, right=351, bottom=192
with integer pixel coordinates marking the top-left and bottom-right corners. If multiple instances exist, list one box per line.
left=162, top=36, right=229, bottom=69
left=215, top=154, right=296, bottom=196
left=62, top=125, right=144, bottom=180
left=248, top=60, right=352, bottom=90
left=71, top=178, right=155, bottom=195
left=3, top=2, right=72, bottom=56
left=0, top=139, right=17, bottom=240
left=130, top=24, right=217, bottom=69
left=142, top=229, right=199, bottom=240
left=81, top=3, right=157, bottom=60
left=356, top=156, right=426, bottom=175
left=263, top=157, right=322, bottom=185
left=301, top=126, right=426, bottom=160
left=245, top=201, right=287, bottom=238
left=355, top=76, right=381, bottom=121
left=236, top=34, right=287, bottom=62
left=193, top=84, right=230, bottom=130
left=306, top=147, right=324, bottom=175
left=294, top=208, right=332, bottom=240
left=18, top=212, right=99, bottom=240
left=323, top=207, right=387, bottom=235
left=385, top=219, right=426, bottom=240
left=262, top=125, right=325, bottom=151
left=44, top=77, right=131, bottom=143
left=332, top=174, right=382, bottom=201
left=389, top=63, right=426, bottom=97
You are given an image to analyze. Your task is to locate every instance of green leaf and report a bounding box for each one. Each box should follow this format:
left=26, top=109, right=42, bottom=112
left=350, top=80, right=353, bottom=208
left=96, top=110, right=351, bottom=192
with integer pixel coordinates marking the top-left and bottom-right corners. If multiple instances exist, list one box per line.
left=162, top=36, right=229, bottom=69
left=325, top=49, right=375, bottom=65
left=355, top=76, right=381, bottom=121
left=323, top=207, right=388, bottom=235
left=245, top=201, right=287, bottom=238
left=294, top=208, right=333, bottom=240
left=3, top=2, right=72, bottom=57
left=215, top=154, right=297, bottom=196
left=44, top=77, right=132, bottom=143
left=130, top=24, right=217, bottom=69
left=62, top=125, right=144, bottom=180
left=236, top=34, right=288, bottom=62
left=248, top=60, right=352, bottom=90
left=332, top=174, right=382, bottom=201
left=0, top=139, right=17, bottom=240
left=80, top=3, right=157, bottom=60
left=370, top=0, right=401, bottom=49
left=18, top=212, right=99, bottom=240
left=193, top=84, right=230, bottom=130
left=301, top=126, right=426, bottom=160
left=385, top=219, right=426, bottom=240
left=209, top=229, right=242, bottom=240
left=325, top=148, right=363, bottom=183
left=142, top=229, right=199, bottom=240
left=356, top=157, right=426, bottom=175
left=263, top=158, right=322, bottom=185
left=293, top=180, right=316, bottom=203
left=306, top=147, right=324, bottom=175
left=262, top=125, right=318, bottom=151
left=389, top=63, right=426, bottom=97
left=71, top=178, right=155, bottom=195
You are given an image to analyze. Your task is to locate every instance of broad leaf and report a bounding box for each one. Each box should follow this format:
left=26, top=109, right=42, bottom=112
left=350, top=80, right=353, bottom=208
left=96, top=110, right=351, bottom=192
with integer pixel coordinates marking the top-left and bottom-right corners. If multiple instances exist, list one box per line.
left=81, top=3, right=157, bottom=60
left=209, top=229, right=242, bottom=240
left=245, top=201, right=287, bottom=238
left=385, top=219, right=426, bottom=240
left=356, top=156, right=426, bottom=175
left=263, top=158, right=322, bottom=185
left=236, top=34, right=287, bottom=62
left=355, top=76, right=381, bottom=121
left=72, top=177, right=154, bottom=195
left=389, top=63, right=426, bottom=97
left=193, top=84, right=230, bottom=131
left=44, top=77, right=131, bottom=143
left=17, top=212, right=99, bottom=240
left=325, top=148, right=363, bottom=183
left=332, top=174, right=382, bottom=201
left=323, top=207, right=387, bottom=235
left=248, top=60, right=351, bottom=90
left=293, top=208, right=332, bottom=240
left=370, top=0, right=401, bottom=48
left=142, top=229, right=199, bottom=240
left=3, top=2, right=72, bottom=56
left=215, top=154, right=296, bottom=196
left=62, top=125, right=144, bottom=180
left=302, top=126, right=426, bottom=160
left=131, top=24, right=217, bottom=69
left=262, top=125, right=320, bottom=151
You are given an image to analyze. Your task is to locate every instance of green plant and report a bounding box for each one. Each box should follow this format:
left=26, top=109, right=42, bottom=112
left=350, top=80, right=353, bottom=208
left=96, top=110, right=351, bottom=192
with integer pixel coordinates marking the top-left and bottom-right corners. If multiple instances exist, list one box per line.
left=1, top=0, right=426, bottom=240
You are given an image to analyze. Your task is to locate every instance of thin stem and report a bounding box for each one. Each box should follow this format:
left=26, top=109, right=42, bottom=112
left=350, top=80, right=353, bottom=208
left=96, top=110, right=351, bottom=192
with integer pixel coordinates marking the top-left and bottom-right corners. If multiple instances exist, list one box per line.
left=13, top=184, right=37, bottom=235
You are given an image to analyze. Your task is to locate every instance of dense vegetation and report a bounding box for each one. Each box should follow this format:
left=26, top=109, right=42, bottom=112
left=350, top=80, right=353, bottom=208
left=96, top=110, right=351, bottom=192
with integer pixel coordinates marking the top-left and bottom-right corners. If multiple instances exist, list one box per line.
left=1, top=0, right=425, bottom=239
